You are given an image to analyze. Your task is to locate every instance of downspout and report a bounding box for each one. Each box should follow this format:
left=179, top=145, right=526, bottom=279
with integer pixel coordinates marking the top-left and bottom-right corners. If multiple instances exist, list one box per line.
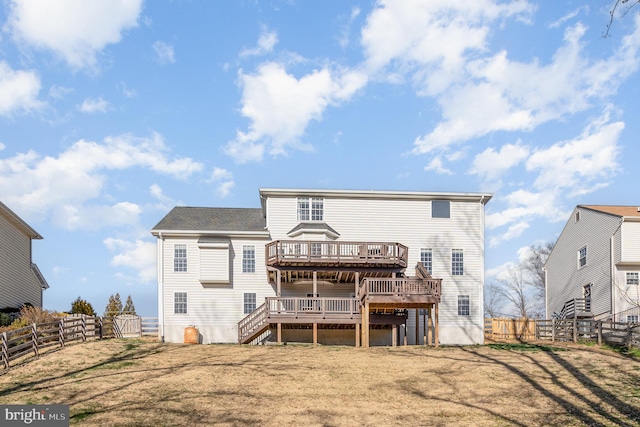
left=158, top=232, right=165, bottom=343
left=479, top=195, right=486, bottom=342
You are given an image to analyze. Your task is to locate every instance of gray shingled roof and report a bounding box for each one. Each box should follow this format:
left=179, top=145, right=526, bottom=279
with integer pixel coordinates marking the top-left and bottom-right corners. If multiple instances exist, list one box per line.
left=151, top=207, right=265, bottom=232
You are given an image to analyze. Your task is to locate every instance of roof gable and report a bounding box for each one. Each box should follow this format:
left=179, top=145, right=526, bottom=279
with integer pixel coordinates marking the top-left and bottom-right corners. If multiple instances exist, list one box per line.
left=580, top=205, right=640, bottom=218
left=0, top=201, right=42, bottom=239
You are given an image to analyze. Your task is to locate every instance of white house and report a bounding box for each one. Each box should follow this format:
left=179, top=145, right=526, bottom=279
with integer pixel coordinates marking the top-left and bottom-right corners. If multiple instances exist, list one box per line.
left=151, top=188, right=492, bottom=346
left=0, top=201, right=49, bottom=309
left=545, top=205, right=640, bottom=323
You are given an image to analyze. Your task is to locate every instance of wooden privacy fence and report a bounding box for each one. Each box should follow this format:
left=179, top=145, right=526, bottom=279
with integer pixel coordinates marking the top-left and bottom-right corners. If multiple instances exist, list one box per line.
left=1, top=316, right=159, bottom=371
left=485, top=317, right=640, bottom=349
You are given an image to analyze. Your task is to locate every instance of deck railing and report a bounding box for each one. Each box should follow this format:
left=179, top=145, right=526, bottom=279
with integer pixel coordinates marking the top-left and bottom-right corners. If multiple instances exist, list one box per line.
left=556, top=298, right=591, bottom=319
left=237, top=302, right=268, bottom=343
left=266, top=241, right=408, bottom=267
left=359, top=278, right=441, bottom=299
left=266, top=297, right=360, bottom=318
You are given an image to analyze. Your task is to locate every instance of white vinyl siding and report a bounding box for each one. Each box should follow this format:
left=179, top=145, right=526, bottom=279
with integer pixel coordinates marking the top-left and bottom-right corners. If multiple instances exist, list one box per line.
left=0, top=212, right=43, bottom=308
left=199, top=242, right=229, bottom=284
left=620, top=221, right=640, bottom=263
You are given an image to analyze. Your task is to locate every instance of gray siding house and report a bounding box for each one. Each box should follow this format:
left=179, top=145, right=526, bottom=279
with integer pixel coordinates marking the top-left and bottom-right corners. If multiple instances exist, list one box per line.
left=152, top=188, right=492, bottom=346
left=545, top=206, right=640, bottom=322
left=0, top=201, right=49, bottom=309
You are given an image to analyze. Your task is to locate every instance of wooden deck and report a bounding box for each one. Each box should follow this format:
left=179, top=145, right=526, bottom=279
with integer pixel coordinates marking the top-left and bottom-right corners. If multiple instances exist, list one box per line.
left=266, top=241, right=408, bottom=268
left=266, top=297, right=360, bottom=324
left=359, top=277, right=441, bottom=306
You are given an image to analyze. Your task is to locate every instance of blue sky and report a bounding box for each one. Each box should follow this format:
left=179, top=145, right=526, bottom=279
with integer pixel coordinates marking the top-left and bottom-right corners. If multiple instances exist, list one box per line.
left=1, top=0, right=639, bottom=316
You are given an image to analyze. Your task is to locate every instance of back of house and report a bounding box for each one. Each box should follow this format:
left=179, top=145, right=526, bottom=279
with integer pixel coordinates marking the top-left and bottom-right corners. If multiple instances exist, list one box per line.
left=151, top=188, right=492, bottom=346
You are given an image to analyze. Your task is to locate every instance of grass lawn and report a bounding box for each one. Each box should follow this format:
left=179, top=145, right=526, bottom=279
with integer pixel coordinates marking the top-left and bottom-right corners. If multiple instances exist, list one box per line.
left=1, top=338, right=639, bottom=426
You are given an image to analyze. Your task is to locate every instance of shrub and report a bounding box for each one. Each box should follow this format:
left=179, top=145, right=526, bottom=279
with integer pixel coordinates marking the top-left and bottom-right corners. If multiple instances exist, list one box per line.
left=70, top=297, right=96, bottom=316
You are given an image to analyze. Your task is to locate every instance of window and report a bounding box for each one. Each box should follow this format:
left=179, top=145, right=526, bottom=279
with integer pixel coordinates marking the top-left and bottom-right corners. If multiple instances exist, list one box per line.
left=627, top=315, right=639, bottom=324
left=174, top=244, right=187, bottom=272
left=244, top=293, right=256, bottom=314
left=627, top=272, right=639, bottom=286
left=297, top=197, right=323, bottom=221
left=420, top=248, right=433, bottom=274
left=174, top=292, right=187, bottom=314
left=452, top=249, right=464, bottom=276
left=432, top=200, right=450, bottom=218
left=578, top=246, right=587, bottom=268
left=242, top=245, right=255, bottom=273
left=575, top=211, right=580, bottom=222
left=458, top=295, right=470, bottom=316
left=311, top=243, right=323, bottom=256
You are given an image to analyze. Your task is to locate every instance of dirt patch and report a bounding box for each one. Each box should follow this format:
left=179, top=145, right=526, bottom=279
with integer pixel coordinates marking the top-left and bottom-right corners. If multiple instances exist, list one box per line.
left=1, top=339, right=639, bottom=426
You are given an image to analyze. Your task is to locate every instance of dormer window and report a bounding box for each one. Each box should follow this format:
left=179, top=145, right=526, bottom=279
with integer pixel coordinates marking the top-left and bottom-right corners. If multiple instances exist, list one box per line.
left=297, top=197, right=323, bottom=221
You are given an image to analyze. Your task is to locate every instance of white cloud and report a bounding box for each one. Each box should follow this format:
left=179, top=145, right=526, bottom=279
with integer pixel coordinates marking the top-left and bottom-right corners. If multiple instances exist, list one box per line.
left=0, top=61, right=42, bottom=116
left=0, top=133, right=203, bottom=228
left=423, top=156, right=453, bottom=175
left=5, top=0, right=142, bottom=70
left=225, top=62, right=367, bottom=162
left=49, top=85, right=73, bottom=99
left=240, top=27, right=278, bottom=58
left=0, top=142, right=5, bottom=151
left=152, top=41, right=175, bottom=64
left=104, top=237, right=156, bottom=283
left=79, top=97, right=110, bottom=114
left=489, top=221, right=529, bottom=247
left=209, top=167, right=235, bottom=198
left=470, top=142, right=530, bottom=183
left=338, top=7, right=361, bottom=49
left=149, top=184, right=180, bottom=211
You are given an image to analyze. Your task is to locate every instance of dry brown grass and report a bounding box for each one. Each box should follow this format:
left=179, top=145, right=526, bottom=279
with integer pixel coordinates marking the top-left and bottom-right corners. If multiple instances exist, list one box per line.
left=1, top=338, right=639, bottom=426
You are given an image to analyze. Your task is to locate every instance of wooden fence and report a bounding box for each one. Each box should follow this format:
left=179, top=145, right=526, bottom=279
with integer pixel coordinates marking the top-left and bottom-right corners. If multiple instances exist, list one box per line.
left=1, top=316, right=159, bottom=371
left=485, top=317, right=640, bottom=349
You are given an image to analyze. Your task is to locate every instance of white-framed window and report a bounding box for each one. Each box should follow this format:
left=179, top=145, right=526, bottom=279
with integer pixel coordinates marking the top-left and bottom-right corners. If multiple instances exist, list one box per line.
left=452, top=249, right=464, bottom=276
left=432, top=200, right=450, bottom=218
left=458, top=295, right=470, bottom=316
left=174, top=292, right=187, bottom=314
left=311, top=243, right=323, bottom=256
left=174, top=244, right=187, bottom=272
left=578, top=246, right=587, bottom=268
left=627, top=315, right=638, bottom=324
left=242, top=245, right=255, bottom=273
left=244, top=293, right=256, bottom=314
left=420, top=248, right=433, bottom=274
left=626, top=272, right=639, bottom=286
left=297, top=197, right=324, bottom=221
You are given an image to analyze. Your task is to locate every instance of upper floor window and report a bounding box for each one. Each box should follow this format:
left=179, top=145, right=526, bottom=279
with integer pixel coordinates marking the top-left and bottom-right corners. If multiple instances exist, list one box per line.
left=242, top=245, right=255, bottom=273
left=627, top=315, right=638, bottom=324
left=432, top=200, right=450, bottom=218
left=297, top=197, right=323, bottom=221
left=627, top=272, right=639, bottom=286
left=457, top=295, right=470, bottom=316
left=420, top=248, right=433, bottom=274
left=452, top=249, right=464, bottom=276
left=578, top=246, right=587, bottom=269
left=174, top=244, right=187, bottom=272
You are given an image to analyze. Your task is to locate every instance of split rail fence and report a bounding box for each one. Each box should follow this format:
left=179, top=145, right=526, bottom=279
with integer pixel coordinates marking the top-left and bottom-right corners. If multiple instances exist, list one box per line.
left=485, top=317, right=640, bottom=349
left=1, top=316, right=158, bottom=371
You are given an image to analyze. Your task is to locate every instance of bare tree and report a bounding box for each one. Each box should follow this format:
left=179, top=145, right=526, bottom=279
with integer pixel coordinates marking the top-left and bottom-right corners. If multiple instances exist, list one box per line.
left=605, top=0, right=640, bottom=37
left=498, top=266, right=540, bottom=319
left=520, top=242, right=554, bottom=307
left=484, top=282, right=506, bottom=318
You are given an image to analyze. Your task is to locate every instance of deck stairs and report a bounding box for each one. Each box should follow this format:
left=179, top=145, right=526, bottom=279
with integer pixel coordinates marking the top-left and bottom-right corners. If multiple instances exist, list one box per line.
left=238, top=302, right=270, bottom=344
left=555, top=298, right=592, bottom=320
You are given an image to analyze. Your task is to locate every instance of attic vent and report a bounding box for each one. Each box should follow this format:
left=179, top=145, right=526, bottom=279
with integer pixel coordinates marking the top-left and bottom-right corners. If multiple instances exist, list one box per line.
left=575, top=211, right=580, bottom=222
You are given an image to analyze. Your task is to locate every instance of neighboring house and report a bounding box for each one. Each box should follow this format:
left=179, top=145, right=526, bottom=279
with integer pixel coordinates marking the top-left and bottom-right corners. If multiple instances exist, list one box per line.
left=0, top=201, right=49, bottom=309
left=545, top=205, right=640, bottom=323
left=151, top=188, right=492, bottom=346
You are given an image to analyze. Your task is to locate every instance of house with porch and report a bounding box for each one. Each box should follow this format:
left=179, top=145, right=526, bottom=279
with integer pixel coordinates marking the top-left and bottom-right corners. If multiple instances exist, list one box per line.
left=545, top=205, right=640, bottom=323
left=151, top=188, right=491, bottom=346
left=0, top=201, right=49, bottom=309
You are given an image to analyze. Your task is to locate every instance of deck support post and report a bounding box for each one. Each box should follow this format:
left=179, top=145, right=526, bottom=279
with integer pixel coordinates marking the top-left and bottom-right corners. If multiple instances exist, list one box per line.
left=427, top=305, right=432, bottom=346
left=355, top=272, right=360, bottom=298
left=363, top=301, right=370, bottom=348
left=355, top=323, right=360, bottom=347
left=277, top=323, right=281, bottom=344
left=573, top=317, right=577, bottom=343
left=313, top=271, right=317, bottom=297
left=313, top=323, right=318, bottom=347
left=276, top=270, right=281, bottom=297
left=392, top=324, right=397, bottom=347
left=403, top=323, right=407, bottom=346
left=423, top=309, right=427, bottom=346
left=434, top=303, right=439, bottom=348
left=415, top=309, right=420, bottom=345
